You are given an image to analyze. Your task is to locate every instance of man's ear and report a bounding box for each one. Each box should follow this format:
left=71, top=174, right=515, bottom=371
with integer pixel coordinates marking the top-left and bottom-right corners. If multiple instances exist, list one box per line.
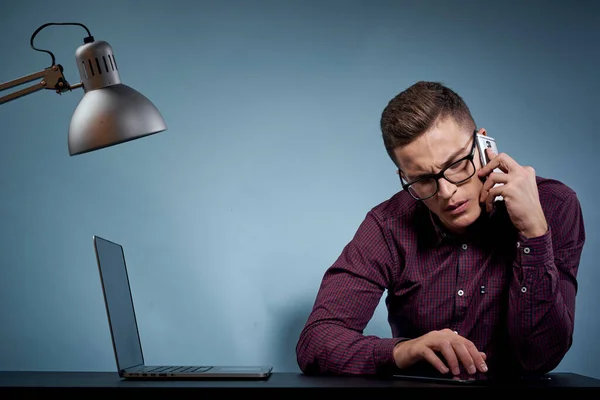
left=398, top=169, right=409, bottom=182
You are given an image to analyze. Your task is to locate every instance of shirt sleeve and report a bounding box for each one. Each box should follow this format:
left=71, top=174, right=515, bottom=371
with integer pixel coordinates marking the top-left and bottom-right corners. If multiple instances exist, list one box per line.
left=507, top=190, right=585, bottom=374
left=296, top=210, right=405, bottom=375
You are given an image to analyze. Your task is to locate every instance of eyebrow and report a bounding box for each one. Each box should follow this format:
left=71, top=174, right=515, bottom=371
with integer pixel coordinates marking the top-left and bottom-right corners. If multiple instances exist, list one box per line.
left=409, top=139, right=472, bottom=180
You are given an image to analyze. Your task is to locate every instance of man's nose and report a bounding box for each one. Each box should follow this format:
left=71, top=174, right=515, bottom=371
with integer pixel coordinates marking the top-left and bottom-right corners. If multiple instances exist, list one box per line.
left=437, top=178, right=456, bottom=199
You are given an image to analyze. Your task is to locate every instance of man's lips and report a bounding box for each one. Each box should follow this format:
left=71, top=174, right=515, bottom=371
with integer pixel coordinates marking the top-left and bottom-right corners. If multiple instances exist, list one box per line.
left=445, top=200, right=467, bottom=211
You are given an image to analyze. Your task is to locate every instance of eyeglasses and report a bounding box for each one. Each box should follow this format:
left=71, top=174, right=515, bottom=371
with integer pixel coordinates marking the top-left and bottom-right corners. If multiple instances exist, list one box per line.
left=400, top=131, right=477, bottom=201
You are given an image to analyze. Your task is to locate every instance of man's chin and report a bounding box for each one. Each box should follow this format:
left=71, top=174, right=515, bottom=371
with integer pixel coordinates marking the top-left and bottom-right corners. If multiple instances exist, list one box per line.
left=440, top=205, right=481, bottom=232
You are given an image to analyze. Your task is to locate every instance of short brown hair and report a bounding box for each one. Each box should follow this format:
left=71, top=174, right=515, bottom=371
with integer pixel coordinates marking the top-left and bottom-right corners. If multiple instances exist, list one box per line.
left=380, top=81, right=476, bottom=167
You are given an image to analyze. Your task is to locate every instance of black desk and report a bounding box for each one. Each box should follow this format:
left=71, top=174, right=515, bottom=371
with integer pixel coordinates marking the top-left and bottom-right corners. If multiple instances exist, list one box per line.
left=1, top=371, right=599, bottom=398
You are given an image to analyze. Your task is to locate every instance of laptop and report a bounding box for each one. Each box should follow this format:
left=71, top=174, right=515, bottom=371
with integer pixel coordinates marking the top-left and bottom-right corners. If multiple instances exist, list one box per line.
left=93, top=235, right=273, bottom=380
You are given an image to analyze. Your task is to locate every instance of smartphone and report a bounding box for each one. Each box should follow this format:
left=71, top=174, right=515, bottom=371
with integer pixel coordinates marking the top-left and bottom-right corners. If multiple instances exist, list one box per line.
left=475, top=134, right=503, bottom=203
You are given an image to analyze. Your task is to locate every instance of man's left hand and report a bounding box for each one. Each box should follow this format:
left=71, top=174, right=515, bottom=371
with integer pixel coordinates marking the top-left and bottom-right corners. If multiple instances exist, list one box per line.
left=477, top=149, right=548, bottom=239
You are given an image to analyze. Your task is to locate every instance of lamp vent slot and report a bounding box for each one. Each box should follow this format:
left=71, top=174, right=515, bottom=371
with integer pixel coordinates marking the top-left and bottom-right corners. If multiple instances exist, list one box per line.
left=88, top=59, right=95, bottom=76
left=80, top=61, right=88, bottom=79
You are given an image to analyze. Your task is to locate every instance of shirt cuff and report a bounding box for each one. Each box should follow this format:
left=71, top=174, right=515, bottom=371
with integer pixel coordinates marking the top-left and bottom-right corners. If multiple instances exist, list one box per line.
left=515, top=227, right=554, bottom=269
left=374, top=338, right=407, bottom=374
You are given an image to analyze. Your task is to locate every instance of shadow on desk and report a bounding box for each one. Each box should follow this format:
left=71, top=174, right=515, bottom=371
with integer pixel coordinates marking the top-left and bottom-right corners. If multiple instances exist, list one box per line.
left=1, top=371, right=599, bottom=398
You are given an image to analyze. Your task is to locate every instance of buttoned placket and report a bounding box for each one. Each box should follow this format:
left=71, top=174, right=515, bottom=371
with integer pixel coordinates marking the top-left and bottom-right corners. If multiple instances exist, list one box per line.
left=516, top=241, right=530, bottom=294
left=452, top=242, right=471, bottom=334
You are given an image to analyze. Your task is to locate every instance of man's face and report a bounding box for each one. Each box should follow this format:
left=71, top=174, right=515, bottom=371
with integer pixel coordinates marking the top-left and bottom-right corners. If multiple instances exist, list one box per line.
left=393, top=117, right=486, bottom=234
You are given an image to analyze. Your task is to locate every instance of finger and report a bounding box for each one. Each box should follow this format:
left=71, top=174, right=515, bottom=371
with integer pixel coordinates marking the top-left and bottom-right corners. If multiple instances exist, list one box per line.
left=480, top=173, right=504, bottom=203
left=486, top=186, right=504, bottom=212
left=479, top=157, right=506, bottom=176
left=480, top=352, right=487, bottom=361
left=438, top=341, right=461, bottom=376
left=420, top=348, right=450, bottom=375
left=451, top=342, right=477, bottom=375
left=482, top=172, right=509, bottom=192
left=468, top=346, right=488, bottom=373
left=478, top=152, right=519, bottom=177
left=479, top=184, right=488, bottom=204
left=484, top=148, right=498, bottom=170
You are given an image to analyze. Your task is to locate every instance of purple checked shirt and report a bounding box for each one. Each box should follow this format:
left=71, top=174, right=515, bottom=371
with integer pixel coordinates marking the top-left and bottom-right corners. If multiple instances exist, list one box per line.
left=296, top=176, right=585, bottom=379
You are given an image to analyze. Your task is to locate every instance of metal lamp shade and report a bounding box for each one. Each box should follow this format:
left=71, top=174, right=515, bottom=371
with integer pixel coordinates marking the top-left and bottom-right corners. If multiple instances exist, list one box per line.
left=68, top=39, right=167, bottom=156
left=68, top=83, right=166, bottom=155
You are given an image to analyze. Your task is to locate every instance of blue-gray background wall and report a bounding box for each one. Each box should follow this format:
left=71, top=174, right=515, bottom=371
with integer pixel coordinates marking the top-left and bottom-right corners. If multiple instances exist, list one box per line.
left=1, top=0, right=598, bottom=377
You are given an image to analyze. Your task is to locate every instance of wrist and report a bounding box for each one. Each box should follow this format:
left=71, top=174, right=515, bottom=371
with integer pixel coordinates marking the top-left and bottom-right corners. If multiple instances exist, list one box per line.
left=521, top=223, right=548, bottom=239
left=520, top=212, right=548, bottom=239
left=393, top=339, right=412, bottom=369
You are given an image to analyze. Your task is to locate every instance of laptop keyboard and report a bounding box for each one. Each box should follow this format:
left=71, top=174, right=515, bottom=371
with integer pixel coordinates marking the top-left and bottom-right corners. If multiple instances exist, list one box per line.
left=142, top=366, right=212, bottom=373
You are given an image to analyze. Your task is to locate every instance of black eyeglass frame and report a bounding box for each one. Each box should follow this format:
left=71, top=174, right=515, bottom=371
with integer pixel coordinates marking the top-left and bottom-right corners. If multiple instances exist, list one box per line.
left=399, top=130, right=478, bottom=201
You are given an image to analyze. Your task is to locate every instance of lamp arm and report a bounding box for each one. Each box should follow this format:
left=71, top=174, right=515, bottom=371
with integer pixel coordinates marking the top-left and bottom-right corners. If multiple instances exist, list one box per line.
left=0, top=64, right=82, bottom=105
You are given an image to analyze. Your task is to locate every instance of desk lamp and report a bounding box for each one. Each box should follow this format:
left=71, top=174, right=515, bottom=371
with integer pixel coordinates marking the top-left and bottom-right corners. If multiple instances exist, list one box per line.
left=0, top=22, right=167, bottom=155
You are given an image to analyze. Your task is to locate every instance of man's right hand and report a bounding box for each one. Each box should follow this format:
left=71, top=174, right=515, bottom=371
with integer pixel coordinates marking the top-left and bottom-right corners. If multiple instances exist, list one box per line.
left=393, top=329, right=488, bottom=376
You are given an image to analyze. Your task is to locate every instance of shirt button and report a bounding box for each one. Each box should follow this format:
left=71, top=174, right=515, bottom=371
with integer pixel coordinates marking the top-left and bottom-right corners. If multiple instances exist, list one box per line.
left=516, top=242, right=521, bottom=248
left=523, top=247, right=530, bottom=254
left=461, top=244, right=468, bottom=250
left=457, top=289, right=464, bottom=296
left=521, top=286, right=527, bottom=293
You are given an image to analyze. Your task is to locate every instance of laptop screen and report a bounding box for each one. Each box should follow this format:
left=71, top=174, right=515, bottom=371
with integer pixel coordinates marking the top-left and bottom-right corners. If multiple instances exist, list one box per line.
left=94, top=236, right=144, bottom=371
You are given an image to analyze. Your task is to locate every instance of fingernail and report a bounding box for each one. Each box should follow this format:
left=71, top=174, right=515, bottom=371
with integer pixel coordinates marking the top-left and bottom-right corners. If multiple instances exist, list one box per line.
left=441, top=366, right=449, bottom=374
left=480, top=363, right=488, bottom=372
left=452, top=368, right=460, bottom=375
left=468, top=366, right=476, bottom=374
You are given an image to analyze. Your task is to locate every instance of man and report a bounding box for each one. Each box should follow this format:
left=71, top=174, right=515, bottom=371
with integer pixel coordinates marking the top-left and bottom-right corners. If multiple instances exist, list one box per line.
left=295, top=81, right=585, bottom=380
